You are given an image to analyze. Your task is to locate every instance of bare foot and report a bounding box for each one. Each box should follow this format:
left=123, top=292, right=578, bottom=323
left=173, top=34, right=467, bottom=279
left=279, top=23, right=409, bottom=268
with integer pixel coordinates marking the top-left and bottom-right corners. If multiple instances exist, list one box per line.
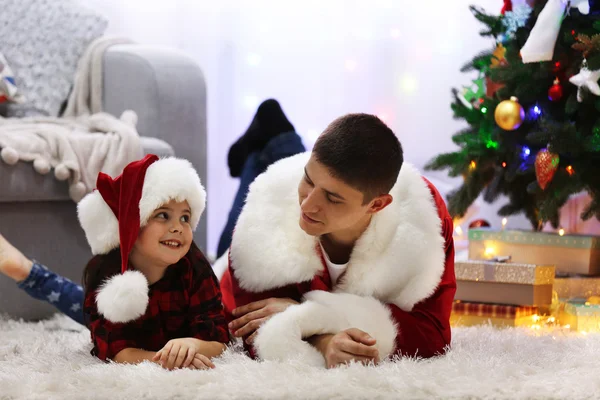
left=0, top=235, right=33, bottom=282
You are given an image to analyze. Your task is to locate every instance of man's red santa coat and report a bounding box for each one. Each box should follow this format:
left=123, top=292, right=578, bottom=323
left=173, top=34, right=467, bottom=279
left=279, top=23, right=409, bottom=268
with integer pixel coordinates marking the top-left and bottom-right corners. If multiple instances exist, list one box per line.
left=220, top=153, right=456, bottom=366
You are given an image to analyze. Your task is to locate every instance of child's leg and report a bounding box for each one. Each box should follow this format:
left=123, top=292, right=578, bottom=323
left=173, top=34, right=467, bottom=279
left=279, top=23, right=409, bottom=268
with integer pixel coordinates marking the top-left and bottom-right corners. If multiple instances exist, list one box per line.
left=17, top=262, right=85, bottom=325
left=0, top=235, right=85, bottom=325
left=0, top=235, right=33, bottom=282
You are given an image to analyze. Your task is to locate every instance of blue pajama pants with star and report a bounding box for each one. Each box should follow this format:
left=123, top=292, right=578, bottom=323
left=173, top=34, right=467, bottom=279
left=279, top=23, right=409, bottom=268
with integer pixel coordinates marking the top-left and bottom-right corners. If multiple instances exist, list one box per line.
left=17, top=262, right=85, bottom=325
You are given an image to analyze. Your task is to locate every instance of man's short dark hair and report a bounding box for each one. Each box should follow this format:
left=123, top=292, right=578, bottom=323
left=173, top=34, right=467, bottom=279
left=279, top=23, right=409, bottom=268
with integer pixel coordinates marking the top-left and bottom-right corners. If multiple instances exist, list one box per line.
left=312, top=113, right=403, bottom=203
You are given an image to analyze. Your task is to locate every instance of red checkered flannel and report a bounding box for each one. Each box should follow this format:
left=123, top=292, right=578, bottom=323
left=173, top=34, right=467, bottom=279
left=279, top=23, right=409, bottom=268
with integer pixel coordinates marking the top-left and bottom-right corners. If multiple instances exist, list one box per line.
left=84, top=243, right=230, bottom=361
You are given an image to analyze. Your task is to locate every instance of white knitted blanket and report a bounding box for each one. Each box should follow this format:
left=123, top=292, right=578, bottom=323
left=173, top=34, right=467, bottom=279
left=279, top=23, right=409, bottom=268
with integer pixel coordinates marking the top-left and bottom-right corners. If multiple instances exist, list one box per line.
left=0, top=37, right=142, bottom=201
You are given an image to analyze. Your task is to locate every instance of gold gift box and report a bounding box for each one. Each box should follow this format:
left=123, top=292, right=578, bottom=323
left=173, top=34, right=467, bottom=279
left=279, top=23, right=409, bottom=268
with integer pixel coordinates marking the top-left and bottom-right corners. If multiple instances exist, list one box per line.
left=455, top=260, right=555, bottom=306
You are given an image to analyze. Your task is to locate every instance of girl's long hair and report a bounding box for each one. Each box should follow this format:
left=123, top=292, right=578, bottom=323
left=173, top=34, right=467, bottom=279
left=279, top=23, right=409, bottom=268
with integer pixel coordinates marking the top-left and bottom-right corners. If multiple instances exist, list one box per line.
left=82, top=248, right=122, bottom=295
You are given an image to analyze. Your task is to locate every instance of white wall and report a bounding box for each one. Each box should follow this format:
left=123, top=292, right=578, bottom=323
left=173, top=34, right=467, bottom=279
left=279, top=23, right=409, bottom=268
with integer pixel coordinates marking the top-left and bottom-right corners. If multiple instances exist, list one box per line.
left=81, top=0, right=530, bottom=255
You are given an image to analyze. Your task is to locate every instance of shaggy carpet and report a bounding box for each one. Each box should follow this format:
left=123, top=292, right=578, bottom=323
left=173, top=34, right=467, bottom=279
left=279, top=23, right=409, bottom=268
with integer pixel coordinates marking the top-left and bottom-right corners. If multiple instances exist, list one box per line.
left=0, top=315, right=599, bottom=400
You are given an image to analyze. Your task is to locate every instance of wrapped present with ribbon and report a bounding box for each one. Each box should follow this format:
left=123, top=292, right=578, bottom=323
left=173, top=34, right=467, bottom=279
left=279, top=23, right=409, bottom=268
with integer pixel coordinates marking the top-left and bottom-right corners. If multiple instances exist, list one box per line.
left=450, top=300, right=539, bottom=328
left=558, top=299, right=600, bottom=333
left=468, top=228, right=600, bottom=276
left=455, top=260, right=555, bottom=306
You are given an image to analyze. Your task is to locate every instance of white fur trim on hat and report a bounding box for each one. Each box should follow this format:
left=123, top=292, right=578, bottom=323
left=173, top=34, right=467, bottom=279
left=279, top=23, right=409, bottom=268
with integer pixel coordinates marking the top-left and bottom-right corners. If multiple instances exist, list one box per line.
left=139, top=157, right=206, bottom=229
left=77, top=157, right=206, bottom=255
left=96, top=270, right=149, bottom=323
left=77, top=190, right=120, bottom=255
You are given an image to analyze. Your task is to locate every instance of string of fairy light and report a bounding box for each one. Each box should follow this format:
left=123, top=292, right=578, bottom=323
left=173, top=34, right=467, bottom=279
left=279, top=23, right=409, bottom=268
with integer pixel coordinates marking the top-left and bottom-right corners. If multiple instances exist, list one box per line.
left=466, top=100, right=576, bottom=186
left=448, top=0, right=600, bottom=337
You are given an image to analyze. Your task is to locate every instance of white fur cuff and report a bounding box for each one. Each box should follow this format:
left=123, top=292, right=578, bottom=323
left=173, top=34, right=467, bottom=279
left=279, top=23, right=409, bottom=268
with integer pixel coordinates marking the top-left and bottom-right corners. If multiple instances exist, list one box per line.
left=253, top=291, right=398, bottom=367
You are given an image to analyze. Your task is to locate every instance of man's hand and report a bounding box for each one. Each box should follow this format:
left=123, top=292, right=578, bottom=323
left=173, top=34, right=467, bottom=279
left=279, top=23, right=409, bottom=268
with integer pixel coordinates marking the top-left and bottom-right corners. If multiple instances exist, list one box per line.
left=309, top=328, right=379, bottom=369
left=229, top=297, right=298, bottom=343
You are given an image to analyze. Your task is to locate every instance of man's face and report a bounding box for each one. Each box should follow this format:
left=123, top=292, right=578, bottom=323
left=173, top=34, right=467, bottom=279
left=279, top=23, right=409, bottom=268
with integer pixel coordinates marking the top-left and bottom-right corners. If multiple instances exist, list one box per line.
left=297, top=155, right=372, bottom=237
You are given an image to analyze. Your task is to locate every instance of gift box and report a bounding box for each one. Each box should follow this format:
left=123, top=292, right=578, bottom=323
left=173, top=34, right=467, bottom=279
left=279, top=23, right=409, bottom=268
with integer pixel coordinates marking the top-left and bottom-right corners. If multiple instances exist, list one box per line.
left=554, top=277, right=600, bottom=300
left=468, top=228, right=600, bottom=276
left=450, top=301, right=539, bottom=328
left=455, top=260, right=555, bottom=306
left=558, top=300, right=600, bottom=333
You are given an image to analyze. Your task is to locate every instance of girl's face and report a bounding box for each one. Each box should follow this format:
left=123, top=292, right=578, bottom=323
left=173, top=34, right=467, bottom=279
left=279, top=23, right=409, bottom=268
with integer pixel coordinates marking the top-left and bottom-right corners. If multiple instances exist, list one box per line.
left=131, top=199, right=193, bottom=269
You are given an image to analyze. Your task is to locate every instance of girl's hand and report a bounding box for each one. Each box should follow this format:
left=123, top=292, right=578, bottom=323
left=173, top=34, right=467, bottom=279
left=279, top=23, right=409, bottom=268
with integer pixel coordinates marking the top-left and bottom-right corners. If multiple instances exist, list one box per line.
left=189, top=353, right=216, bottom=370
left=153, top=338, right=202, bottom=370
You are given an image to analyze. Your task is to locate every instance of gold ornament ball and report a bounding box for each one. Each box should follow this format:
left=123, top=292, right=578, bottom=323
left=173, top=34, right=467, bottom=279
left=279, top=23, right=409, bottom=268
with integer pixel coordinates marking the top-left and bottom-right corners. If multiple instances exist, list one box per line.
left=494, top=96, right=525, bottom=131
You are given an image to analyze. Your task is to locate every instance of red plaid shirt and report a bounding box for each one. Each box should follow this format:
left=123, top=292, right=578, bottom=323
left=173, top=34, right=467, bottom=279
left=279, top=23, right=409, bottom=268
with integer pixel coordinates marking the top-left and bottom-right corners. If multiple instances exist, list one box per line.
left=84, top=243, right=230, bottom=361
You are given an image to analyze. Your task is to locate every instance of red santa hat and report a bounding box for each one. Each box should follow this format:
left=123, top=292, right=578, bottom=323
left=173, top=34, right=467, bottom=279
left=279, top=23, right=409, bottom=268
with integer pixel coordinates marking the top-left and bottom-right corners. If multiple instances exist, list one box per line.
left=76, top=154, right=206, bottom=323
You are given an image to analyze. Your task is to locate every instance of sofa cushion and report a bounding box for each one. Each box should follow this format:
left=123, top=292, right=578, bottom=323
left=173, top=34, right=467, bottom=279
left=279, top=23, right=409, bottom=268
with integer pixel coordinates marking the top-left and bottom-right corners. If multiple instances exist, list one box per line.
left=1, top=136, right=174, bottom=202
left=0, top=0, right=107, bottom=117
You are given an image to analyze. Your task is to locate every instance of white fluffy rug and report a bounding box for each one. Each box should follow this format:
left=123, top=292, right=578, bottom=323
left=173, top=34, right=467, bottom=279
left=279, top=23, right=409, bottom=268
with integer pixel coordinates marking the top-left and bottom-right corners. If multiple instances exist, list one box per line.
left=1, top=315, right=599, bottom=400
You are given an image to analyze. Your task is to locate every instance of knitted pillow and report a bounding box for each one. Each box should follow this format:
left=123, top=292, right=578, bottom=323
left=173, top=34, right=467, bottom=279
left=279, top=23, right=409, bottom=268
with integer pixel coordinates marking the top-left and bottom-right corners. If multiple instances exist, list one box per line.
left=0, top=52, right=24, bottom=104
left=0, top=0, right=107, bottom=117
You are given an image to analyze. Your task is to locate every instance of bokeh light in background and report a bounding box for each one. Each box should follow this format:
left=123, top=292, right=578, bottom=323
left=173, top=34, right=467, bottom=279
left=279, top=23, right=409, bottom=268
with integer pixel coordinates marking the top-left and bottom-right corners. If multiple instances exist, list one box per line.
left=80, top=0, right=518, bottom=255
left=247, top=53, right=262, bottom=67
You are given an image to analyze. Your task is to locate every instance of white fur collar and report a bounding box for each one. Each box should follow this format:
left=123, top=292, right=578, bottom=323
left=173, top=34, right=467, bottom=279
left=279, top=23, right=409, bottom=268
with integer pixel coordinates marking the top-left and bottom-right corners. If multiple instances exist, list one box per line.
left=229, top=153, right=446, bottom=311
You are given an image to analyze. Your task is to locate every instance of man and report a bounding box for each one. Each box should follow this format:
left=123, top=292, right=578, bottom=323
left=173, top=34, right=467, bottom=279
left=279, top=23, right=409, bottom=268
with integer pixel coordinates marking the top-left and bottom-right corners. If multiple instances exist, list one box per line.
left=220, top=113, right=456, bottom=368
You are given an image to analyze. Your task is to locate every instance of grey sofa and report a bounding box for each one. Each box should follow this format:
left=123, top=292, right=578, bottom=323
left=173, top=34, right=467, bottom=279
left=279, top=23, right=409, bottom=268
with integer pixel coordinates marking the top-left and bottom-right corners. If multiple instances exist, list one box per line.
left=0, top=44, right=208, bottom=320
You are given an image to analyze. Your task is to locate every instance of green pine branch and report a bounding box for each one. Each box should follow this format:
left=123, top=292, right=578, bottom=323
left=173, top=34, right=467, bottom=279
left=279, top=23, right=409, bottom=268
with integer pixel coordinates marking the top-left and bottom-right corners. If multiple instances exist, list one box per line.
left=426, top=1, right=600, bottom=228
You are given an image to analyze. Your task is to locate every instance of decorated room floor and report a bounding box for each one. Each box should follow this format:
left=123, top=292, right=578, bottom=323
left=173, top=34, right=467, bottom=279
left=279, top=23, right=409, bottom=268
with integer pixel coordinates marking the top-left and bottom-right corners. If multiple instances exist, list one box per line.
left=0, top=314, right=597, bottom=399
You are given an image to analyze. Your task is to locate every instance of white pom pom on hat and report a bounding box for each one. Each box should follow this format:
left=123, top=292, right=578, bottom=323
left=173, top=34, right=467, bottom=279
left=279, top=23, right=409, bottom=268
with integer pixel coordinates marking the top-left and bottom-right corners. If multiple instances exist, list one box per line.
left=95, top=270, right=149, bottom=323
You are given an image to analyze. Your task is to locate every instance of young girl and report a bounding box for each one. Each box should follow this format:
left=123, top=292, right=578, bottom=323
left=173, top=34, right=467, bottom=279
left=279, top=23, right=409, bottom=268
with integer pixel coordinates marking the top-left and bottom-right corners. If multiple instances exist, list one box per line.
left=0, top=154, right=229, bottom=370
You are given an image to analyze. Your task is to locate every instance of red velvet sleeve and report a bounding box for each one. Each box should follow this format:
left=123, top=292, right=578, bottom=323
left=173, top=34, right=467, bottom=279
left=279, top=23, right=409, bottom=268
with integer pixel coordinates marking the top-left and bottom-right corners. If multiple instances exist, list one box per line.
left=220, top=254, right=306, bottom=358
left=389, top=214, right=456, bottom=358
left=220, top=252, right=305, bottom=321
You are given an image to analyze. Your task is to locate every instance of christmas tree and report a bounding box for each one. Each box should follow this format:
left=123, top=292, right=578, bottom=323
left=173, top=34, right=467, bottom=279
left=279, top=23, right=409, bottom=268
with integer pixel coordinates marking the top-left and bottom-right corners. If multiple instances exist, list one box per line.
left=426, top=0, right=600, bottom=230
